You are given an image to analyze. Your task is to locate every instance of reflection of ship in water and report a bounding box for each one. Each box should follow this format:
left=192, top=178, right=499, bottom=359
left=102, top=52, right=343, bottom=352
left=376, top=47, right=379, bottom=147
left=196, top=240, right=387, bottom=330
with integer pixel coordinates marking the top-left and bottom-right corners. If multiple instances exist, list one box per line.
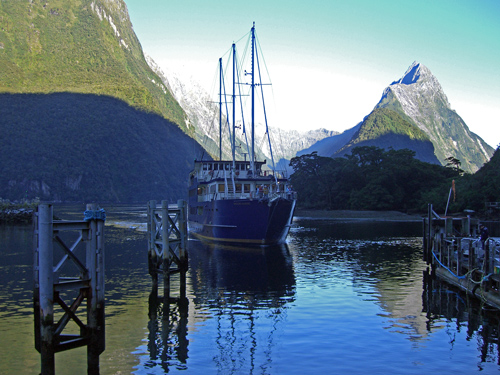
left=188, top=240, right=296, bottom=372
left=188, top=240, right=295, bottom=299
left=145, top=239, right=296, bottom=373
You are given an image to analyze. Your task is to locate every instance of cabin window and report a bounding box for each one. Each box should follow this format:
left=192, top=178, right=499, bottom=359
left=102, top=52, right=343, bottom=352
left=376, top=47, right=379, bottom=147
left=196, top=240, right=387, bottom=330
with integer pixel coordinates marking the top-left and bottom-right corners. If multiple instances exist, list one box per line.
left=244, top=184, right=250, bottom=193
left=203, top=164, right=208, bottom=171
left=235, top=184, right=242, bottom=193
left=225, top=164, right=230, bottom=170
left=197, top=187, right=203, bottom=196
left=218, top=184, right=225, bottom=193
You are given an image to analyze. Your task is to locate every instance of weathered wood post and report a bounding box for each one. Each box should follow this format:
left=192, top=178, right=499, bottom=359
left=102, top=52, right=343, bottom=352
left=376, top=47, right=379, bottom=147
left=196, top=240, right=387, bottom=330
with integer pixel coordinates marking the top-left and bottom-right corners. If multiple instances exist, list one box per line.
left=424, top=204, right=433, bottom=265
left=148, top=200, right=159, bottom=297
left=177, top=199, right=188, bottom=303
left=84, top=203, right=106, bottom=373
left=469, top=242, right=476, bottom=271
left=161, top=200, right=171, bottom=317
left=37, top=203, right=55, bottom=374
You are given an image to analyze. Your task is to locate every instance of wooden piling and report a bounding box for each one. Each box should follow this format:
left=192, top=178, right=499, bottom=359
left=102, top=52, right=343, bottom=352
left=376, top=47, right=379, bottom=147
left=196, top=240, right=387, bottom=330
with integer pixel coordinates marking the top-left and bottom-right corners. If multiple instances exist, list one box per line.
left=34, top=203, right=106, bottom=375
left=37, top=204, right=55, bottom=374
left=147, top=200, right=188, bottom=311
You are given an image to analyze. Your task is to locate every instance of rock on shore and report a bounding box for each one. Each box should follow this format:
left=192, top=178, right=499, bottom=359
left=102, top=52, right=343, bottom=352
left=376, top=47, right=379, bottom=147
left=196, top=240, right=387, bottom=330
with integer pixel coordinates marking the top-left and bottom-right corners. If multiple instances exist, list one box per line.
left=0, top=208, right=34, bottom=223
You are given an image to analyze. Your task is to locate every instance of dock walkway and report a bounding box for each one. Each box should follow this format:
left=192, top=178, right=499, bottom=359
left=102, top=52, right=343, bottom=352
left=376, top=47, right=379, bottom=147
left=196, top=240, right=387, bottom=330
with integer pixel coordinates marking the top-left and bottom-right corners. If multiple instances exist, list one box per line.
left=424, top=204, right=500, bottom=309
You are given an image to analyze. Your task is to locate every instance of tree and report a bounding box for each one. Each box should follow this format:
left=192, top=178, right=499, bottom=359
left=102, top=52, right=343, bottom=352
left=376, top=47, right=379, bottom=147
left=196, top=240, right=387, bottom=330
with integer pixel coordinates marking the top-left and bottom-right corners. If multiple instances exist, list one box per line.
left=290, top=146, right=466, bottom=212
left=445, top=156, right=465, bottom=175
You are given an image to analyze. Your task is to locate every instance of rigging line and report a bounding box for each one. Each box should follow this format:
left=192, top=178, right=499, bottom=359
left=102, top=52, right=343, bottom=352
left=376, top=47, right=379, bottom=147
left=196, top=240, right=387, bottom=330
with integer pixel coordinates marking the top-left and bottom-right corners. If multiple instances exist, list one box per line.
left=204, top=61, right=225, bottom=156
left=255, top=42, right=277, bottom=180
left=221, top=66, right=233, bottom=158
left=235, top=50, right=252, bottom=161
left=255, top=35, right=272, bottom=85
left=257, top=133, right=267, bottom=157
left=255, top=32, right=282, bottom=160
left=273, top=127, right=288, bottom=167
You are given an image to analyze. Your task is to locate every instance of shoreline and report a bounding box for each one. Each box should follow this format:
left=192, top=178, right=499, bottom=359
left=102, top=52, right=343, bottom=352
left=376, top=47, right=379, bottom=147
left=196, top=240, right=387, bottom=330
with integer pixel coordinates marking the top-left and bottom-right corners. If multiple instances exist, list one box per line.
left=0, top=208, right=35, bottom=223
left=294, top=209, right=424, bottom=222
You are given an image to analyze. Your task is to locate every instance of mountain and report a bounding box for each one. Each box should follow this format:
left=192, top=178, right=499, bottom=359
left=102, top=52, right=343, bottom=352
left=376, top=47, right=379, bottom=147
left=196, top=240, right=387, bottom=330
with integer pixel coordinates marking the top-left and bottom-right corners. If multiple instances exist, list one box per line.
left=151, top=64, right=338, bottom=163
left=301, top=62, right=494, bottom=173
left=0, top=0, right=186, bottom=129
left=0, top=93, right=204, bottom=202
left=376, top=62, right=493, bottom=172
left=268, top=127, right=338, bottom=161
left=335, top=108, right=440, bottom=164
left=0, top=0, right=205, bottom=202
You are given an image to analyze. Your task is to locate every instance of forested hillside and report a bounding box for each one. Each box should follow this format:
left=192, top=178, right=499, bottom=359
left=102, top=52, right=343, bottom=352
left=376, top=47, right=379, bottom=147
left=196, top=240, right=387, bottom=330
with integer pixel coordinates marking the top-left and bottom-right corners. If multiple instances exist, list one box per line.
left=0, top=0, right=187, bottom=129
left=0, top=0, right=208, bottom=202
left=290, top=145, right=500, bottom=214
left=0, top=93, right=204, bottom=202
left=335, top=108, right=440, bottom=164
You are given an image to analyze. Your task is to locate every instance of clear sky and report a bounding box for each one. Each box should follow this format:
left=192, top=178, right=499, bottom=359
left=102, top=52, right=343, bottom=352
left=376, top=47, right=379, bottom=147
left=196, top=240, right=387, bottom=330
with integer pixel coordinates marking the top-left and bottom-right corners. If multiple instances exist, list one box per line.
left=125, top=0, right=500, bottom=148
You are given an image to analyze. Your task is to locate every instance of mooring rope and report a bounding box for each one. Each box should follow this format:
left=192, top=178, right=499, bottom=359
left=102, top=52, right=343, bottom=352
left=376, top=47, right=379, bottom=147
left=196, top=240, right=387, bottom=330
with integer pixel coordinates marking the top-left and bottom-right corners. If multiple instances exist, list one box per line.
left=83, top=208, right=107, bottom=221
left=431, top=250, right=466, bottom=279
left=431, top=247, right=493, bottom=285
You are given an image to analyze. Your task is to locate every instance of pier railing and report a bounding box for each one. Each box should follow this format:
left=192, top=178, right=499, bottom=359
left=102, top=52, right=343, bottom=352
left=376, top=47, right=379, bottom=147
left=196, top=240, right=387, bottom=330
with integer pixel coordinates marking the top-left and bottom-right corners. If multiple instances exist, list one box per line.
left=424, top=204, right=500, bottom=309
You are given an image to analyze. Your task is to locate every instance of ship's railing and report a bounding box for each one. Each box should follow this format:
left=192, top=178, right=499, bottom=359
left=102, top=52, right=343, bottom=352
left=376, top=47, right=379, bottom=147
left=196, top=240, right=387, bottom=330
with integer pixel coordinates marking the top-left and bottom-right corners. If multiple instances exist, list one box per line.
left=258, top=191, right=297, bottom=201
left=198, top=168, right=288, bottom=182
left=198, top=189, right=296, bottom=203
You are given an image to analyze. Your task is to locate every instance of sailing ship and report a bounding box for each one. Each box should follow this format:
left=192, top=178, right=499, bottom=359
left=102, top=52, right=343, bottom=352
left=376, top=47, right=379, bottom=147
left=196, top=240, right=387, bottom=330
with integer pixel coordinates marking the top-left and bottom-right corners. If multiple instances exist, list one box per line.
left=187, top=23, right=297, bottom=245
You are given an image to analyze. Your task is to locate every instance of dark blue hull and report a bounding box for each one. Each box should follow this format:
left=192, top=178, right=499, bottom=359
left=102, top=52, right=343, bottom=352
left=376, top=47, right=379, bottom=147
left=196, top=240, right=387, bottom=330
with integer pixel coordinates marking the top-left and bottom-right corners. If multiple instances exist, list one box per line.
left=188, top=197, right=296, bottom=245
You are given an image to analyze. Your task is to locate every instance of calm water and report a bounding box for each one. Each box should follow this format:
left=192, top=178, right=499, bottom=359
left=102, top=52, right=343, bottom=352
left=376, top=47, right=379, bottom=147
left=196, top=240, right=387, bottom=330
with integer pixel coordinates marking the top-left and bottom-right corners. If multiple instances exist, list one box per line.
left=1, top=205, right=500, bottom=374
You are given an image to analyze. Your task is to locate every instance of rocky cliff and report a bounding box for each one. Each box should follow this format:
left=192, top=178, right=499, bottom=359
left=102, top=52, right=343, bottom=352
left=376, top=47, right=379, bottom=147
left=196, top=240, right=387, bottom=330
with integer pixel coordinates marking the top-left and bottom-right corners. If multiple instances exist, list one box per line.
left=300, top=62, right=494, bottom=173
left=376, top=61, right=493, bottom=172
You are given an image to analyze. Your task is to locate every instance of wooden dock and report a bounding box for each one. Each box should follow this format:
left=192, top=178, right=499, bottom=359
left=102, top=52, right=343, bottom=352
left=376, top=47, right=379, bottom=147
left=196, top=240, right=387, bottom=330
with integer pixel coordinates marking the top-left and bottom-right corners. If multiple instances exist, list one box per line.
left=424, top=204, right=500, bottom=309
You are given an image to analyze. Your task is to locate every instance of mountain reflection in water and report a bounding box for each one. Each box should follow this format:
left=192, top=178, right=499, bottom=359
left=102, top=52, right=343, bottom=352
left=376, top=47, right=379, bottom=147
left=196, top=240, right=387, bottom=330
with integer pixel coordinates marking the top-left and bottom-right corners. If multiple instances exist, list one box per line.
left=1, top=206, right=500, bottom=374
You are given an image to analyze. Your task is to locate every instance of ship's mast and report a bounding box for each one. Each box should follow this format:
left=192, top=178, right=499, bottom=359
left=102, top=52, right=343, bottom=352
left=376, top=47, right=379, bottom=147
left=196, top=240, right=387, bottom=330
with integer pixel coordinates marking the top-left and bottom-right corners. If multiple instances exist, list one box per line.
left=232, top=43, right=236, bottom=164
left=219, top=57, right=223, bottom=161
left=250, top=22, right=256, bottom=175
